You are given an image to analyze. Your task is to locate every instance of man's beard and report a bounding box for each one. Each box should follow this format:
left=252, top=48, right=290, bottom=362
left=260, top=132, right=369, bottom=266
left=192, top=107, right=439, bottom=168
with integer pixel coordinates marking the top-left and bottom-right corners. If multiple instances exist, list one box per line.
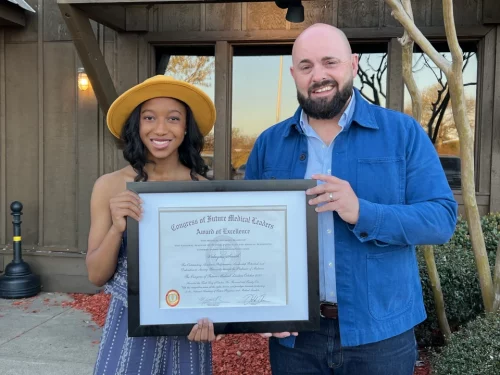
left=297, top=79, right=353, bottom=120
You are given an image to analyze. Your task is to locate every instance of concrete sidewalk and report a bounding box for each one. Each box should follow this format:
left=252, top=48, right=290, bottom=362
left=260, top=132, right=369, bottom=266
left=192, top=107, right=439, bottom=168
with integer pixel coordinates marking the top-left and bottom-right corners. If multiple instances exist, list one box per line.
left=0, top=292, right=102, bottom=375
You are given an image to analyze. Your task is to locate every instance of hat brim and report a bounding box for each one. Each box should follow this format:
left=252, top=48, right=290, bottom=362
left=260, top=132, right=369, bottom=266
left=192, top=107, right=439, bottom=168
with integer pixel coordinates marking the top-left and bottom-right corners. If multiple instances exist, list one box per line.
left=106, top=77, right=216, bottom=138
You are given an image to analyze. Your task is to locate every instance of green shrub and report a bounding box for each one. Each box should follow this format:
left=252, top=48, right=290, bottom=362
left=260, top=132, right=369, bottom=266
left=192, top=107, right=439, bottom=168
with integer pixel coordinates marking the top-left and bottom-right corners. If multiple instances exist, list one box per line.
left=415, top=213, right=499, bottom=346
left=430, top=312, right=500, bottom=375
left=446, top=213, right=500, bottom=254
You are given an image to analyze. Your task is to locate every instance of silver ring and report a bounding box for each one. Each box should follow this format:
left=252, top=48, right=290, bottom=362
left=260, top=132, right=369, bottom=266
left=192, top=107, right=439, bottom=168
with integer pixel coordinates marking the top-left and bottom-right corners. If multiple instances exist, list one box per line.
left=329, top=192, right=334, bottom=201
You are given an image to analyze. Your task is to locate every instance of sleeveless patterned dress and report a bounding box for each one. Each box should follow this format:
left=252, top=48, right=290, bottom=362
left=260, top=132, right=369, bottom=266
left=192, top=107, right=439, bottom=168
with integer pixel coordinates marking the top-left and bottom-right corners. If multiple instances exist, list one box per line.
left=93, top=231, right=212, bottom=375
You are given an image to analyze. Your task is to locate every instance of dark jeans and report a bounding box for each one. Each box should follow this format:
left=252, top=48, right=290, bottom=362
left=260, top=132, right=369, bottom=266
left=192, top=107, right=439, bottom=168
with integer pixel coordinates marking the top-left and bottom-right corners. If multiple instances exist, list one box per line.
left=269, top=318, right=418, bottom=375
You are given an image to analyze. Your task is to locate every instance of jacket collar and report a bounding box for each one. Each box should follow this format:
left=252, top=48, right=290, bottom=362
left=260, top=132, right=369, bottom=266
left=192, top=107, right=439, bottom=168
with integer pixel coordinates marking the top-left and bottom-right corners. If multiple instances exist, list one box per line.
left=283, top=87, right=379, bottom=137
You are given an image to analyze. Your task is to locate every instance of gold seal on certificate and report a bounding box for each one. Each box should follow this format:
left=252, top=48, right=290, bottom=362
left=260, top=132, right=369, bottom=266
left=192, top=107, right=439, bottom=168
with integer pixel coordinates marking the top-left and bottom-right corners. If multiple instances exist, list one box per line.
left=165, top=290, right=180, bottom=307
left=126, top=180, right=320, bottom=337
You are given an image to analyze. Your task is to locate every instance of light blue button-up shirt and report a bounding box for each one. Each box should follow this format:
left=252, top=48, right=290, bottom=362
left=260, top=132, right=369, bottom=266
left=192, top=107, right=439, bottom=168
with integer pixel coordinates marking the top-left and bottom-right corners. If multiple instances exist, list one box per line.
left=299, top=92, right=356, bottom=303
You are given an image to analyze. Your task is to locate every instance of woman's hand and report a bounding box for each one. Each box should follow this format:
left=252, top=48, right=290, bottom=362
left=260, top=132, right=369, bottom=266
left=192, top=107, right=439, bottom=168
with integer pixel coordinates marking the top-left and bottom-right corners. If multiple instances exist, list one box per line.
left=109, top=190, right=143, bottom=233
left=187, top=318, right=224, bottom=343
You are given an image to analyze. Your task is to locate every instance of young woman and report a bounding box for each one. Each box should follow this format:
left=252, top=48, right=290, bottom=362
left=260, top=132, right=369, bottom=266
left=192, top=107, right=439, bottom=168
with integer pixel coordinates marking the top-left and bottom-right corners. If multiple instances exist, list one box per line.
left=87, top=75, right=218, bottom=374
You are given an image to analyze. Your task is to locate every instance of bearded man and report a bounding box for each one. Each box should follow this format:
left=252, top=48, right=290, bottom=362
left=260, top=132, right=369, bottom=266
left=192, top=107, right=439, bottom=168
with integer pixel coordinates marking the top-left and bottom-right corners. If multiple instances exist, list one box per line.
left=244, top=23, right=457, bottom=375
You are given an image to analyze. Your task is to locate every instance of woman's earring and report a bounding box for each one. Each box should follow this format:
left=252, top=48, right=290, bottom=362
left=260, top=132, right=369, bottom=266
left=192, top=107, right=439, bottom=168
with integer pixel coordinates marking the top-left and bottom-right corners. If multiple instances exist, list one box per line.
left=184, top=131, right=187, bottom=135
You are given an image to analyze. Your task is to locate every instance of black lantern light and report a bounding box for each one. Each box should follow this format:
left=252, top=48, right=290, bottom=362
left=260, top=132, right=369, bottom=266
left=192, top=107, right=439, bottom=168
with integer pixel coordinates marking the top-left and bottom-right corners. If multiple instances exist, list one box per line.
left=275, top=0, right=305, bottom=23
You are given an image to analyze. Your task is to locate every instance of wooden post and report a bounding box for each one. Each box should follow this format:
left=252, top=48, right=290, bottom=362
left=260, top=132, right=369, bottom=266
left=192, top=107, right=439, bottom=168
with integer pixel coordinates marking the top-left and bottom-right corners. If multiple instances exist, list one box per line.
left=386, top=38, right=404, bottom=112
left=213, top=41, right=233, bottom=180
left=490, top=27, right=500, bottom=212
left=58, top=4, right=118, bottom=115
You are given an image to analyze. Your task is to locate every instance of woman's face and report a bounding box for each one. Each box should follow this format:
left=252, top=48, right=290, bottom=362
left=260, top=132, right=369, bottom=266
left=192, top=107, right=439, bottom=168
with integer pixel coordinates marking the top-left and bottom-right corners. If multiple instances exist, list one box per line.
left=139, top=97, right=187, bottom=160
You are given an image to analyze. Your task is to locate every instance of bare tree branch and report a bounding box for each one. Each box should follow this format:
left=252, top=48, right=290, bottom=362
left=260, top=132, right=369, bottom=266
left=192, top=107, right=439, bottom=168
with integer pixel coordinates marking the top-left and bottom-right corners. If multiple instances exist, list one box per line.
left=398, top=0, right=452, bottom=340
left=441, top=0, right=494, bottom=312
left=386, top=0, right=451, bottom=74
left=356, top=53, right=386, bottom=106
left=423, top=54, right=444, bottom=84
left=400, top=0, right=422, bottom=123
left=443, top=0, right=463, bottom=63
left=432, top=94, right=451, bottom=143
left=377, top=57, right=388, bottom=100
left=388, top=0, right=494, bottom=311
left=423, top=245, right=452, bottom=342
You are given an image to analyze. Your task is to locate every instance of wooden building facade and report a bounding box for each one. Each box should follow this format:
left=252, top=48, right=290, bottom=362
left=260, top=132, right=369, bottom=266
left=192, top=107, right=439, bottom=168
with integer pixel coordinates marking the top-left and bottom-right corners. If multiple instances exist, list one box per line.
left=0, top=0, right=499, bottom=293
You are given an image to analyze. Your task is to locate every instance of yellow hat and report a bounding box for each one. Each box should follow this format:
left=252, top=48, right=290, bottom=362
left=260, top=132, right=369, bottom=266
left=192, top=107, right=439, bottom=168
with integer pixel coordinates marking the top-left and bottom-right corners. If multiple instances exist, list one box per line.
left=106, top=75, right=216, bottom=138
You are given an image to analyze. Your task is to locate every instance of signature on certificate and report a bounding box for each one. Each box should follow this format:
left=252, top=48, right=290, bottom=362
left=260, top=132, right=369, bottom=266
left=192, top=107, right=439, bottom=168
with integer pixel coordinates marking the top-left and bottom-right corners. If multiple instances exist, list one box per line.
left=198, top=296, right=227, bottom=306
left=240, top=294, right=267, bottom=305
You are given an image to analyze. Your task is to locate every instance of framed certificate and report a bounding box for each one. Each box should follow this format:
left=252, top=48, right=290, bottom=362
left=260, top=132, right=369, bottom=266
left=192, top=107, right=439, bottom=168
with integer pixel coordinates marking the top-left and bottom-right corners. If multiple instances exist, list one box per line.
left=126, top=179, right=320, bottom=337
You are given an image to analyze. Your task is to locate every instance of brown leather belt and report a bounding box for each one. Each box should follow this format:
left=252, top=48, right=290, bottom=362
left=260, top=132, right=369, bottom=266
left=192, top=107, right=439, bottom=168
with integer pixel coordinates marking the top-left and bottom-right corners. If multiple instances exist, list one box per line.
left=320, top=303, right=338, bottom=319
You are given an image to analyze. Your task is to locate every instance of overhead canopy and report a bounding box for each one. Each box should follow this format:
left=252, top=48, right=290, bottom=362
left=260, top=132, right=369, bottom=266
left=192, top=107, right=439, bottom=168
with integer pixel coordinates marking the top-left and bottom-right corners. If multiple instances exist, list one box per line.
left=0, top=0, right=36, bottom=27
left=57, top=0, right=305, bottom=115
left=7, top=0, right=35, bottom=12
left=57, top=0, right=289, bottom=32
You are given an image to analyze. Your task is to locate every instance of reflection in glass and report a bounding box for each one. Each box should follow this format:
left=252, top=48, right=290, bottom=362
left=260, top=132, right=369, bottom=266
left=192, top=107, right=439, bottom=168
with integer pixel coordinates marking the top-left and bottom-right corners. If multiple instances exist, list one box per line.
left=157, top=53, right=216, bottom=178
left=231, top=52, right=389, bottom=179
left=231, top=55, right=295, bottom=180
left=354, top=53, right=388, bottom=107
left=404, top=51, right=477, bottom=189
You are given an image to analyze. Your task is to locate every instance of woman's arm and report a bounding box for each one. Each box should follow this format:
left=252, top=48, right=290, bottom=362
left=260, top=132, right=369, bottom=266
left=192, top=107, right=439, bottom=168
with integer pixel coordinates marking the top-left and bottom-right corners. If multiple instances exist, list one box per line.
left=85, top=174, right=142, bottom=287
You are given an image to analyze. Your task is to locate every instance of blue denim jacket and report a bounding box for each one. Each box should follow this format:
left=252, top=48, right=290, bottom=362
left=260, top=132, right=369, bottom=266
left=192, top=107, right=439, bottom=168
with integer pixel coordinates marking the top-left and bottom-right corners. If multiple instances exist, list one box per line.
left=244, top=88, right=458, bottom=347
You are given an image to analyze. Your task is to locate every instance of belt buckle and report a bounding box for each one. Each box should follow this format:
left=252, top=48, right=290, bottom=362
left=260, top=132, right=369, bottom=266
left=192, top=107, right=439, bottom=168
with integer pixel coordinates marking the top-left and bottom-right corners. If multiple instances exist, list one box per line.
left=319, top=301, right=336, bottom=318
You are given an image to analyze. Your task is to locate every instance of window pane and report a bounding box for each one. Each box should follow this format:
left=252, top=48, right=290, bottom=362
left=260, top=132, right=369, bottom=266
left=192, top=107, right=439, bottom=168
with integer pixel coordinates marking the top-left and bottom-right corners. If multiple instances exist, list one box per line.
left=354, top=53, right=388, bottom=107
left=404, top=49, right=477, bottom=189
left=231, top=48, right=389, bottom=180
left=231, top=54, right=296, bottom=180
left=156, top=49, right=216, bottom=178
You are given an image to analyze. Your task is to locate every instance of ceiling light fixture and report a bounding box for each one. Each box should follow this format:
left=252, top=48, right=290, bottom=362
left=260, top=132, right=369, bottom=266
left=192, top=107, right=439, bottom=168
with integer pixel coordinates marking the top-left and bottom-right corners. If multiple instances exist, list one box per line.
left=274, top=0, right=305, bottom=23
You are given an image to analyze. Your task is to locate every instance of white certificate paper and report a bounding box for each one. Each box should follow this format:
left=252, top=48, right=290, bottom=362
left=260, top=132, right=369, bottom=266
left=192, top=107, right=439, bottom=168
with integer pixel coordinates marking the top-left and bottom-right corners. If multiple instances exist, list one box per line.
left=138, top=189, right=309, bottom=325
left=158, top=207, right=287, bottom=309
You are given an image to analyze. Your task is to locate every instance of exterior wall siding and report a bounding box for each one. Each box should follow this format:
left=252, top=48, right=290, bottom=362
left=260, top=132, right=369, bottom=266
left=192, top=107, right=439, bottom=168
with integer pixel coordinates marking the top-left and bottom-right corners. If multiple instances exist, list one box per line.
left=0, top=0, right=497, bottom=293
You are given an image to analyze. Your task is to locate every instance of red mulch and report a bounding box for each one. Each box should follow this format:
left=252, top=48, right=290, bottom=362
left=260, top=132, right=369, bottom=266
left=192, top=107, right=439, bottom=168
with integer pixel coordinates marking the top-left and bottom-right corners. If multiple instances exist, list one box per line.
left=61, top=292, right=110, bottom=328
left=9, top=292, right=432, bottom=374
left=212, top=334, right=272, bottom=375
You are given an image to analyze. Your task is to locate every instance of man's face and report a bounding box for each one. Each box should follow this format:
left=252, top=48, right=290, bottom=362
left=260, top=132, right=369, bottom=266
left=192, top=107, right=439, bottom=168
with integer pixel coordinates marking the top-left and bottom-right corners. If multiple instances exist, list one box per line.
left=291, top=31, right=358, bottom=120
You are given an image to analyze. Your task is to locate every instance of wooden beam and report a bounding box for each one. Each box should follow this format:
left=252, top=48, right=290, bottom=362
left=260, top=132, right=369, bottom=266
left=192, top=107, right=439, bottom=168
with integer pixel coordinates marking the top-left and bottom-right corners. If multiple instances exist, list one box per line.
left=125, top=5, right=149, bottom=32
left=483, top=0, right=500, bottom=24
left=58, top=4, right=117, bottom=115
left=0, top=3, right=26, bottom=27
left=77, top=4, right=127, bottom=31
left=57, top=0, right=279, bottom=4
left=213, top=41, right=232, bottom=180
left=145, top=26, right=494, bottom=44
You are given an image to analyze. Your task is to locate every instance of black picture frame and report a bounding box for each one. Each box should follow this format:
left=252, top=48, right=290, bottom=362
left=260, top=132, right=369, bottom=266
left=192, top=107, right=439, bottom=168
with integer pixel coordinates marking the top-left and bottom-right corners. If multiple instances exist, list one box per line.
left=126, top=179, right=320, bottom=337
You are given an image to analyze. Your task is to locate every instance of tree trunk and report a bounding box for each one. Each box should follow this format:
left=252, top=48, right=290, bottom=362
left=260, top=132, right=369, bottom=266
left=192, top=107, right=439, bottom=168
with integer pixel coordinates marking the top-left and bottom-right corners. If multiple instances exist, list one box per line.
left=423, top=245, right=452, bottom=341
left=398, top=0, right=452, bottom=337
left=447, top=67, right=494, bottom=313
left=384, top=0, right=495, bottom=314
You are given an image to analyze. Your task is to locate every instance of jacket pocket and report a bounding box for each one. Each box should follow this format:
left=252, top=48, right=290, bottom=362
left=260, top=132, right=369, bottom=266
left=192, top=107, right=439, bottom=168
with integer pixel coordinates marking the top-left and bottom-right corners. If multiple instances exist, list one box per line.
left=366, top=249, right=412, bottom=320
left=356, top=157, right=404, bottom=204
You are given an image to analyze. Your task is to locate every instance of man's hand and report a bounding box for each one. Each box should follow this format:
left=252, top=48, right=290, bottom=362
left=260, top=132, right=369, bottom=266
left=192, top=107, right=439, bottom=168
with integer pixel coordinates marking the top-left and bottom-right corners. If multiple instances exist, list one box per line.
left=306, top=174, right=360, bottom=225
left=259, top=332, right=298, bottom=338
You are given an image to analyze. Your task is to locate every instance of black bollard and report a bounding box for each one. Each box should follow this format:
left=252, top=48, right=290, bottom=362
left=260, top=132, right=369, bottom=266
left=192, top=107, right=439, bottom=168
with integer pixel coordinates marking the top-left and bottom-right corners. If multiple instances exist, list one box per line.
left=0, top=201, right=41, bottom=298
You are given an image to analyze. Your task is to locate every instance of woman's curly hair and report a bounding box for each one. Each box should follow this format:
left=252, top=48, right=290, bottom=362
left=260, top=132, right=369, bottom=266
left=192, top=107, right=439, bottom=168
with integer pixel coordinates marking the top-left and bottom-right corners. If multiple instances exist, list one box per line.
left=120, top=99, right=208, bottom=182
